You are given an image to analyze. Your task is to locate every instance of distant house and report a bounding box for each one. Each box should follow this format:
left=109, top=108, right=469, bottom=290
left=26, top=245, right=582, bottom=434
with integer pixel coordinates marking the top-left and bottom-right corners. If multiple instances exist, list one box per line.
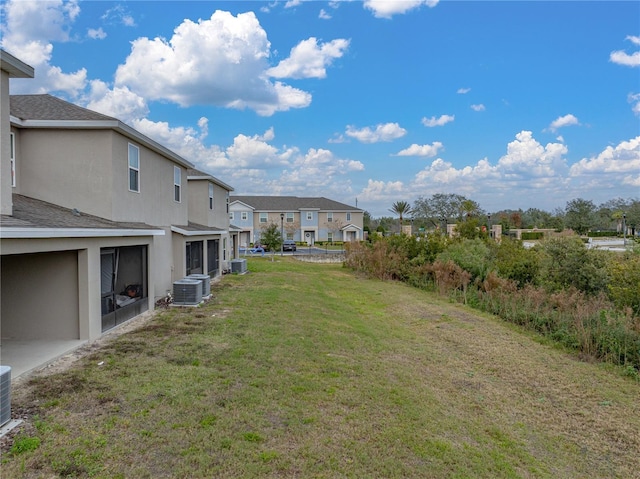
left=0, top=50, right=235, bottom=377
left=230, top=195, right=363, bottom=246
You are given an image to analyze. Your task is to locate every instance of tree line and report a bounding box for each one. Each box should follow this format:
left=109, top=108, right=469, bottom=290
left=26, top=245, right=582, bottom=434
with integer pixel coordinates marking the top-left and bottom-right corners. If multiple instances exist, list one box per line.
left=374, top=194, right=640, bottom=237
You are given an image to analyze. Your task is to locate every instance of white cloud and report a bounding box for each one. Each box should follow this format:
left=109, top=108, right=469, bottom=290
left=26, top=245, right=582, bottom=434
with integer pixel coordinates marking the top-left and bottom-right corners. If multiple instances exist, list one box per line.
left=471, top=104, right=485, bottom=112
left=87, top=27, right=106, bottom=40
left=267, top=37, right=349, bottom=79
left=569, top=136, right=640, bottom=176
left=101, top=5, right=136, bottom=27
left=85, top=80, right=148, bottom=123
left=422, top=114, right=454, bottom=127
left=609, top=35, right=640, bottom=67
left=345, top=123, right=407, bottom=143
left=319, top=9, right=332, bottom=20
left=457, top=87, right=471, bottom=94
left=395, top=142, right=443, bottom=157
left=548, top=113, right=579, bottom=133
left=0, top=0, right=86, bottom=96
left=609, top=50, right=640, bottom=67
left=363, top=0, right=439, bottom=19
left=497, top=131, right=568, bottom=177
left=114, top=10, right=313, bottom=116
left=628, top=92, right=640, bottom=115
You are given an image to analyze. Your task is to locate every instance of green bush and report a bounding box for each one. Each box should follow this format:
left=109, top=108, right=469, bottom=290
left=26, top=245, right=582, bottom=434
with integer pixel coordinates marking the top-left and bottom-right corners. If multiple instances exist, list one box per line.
left=436, top=238, right=491, bottom=282
left=537, top=237, right=609, bottom=295
left=521, top=232, right=544, bottom=240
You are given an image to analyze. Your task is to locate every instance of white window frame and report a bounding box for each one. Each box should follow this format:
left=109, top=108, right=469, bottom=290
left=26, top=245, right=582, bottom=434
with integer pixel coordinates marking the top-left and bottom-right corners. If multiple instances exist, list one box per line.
left=241, top=212, right=248, bottom=221
left=209, top=183, right=214, bottom=210
left=327, top=212, right=333, bottom=223
left=327, top=232, right=333, bottom=242
left=229, top=212, right=234, bottom=220
left=346, top=212, right=351, bottom=221
left=306, top=212, right=313, bottom=221
left=174, top=166, right=181, bottom=202
left=9, top=132, right=16, bottom=187
left=286, top=212, right=294, bottom=223
left=259, top=213, right=268, bottom=223
left=128, top=143, right=140, bottom=193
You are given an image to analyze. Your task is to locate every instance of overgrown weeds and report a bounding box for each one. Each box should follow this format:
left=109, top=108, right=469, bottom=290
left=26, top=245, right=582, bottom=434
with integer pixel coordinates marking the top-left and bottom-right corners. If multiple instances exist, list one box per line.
left=345, top=235, right=640, bottom=372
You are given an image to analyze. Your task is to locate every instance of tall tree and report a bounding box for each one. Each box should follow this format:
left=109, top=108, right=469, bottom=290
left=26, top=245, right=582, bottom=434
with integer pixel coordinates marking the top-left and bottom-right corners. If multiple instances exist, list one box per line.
left=564, top=198, right=596, bottom=235
left=413, top=193, right=483, bottom=227
left=389, top=201, right=412, bottom=232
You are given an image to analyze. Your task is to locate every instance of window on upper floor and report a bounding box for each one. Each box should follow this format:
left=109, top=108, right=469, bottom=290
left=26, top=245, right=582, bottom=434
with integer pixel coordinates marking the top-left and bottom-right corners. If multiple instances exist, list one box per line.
left=209, top=183, right=214, bottom=210
left=286, top=212, right=294, bottom=223
left=229, top=212, right=234, bottom=221
left=128, top=143, right=140, bottom=192
left=9, top=132, right=16, bottom=187
left=346, top=212, right=351, bottom=221
left=327, top=212, right=333, bottom=222
left=259, top=213, right=268, bottom=223
left=241, top=212, right=248, bottom=221
left=174, top=166, right=181, bottom=202
left=306, top=212, right=313, bottom=221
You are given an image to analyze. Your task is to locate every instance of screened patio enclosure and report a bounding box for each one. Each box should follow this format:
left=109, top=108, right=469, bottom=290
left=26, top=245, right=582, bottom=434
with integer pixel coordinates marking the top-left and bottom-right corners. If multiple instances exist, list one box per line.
left=101, top=245, right=148, bottom=332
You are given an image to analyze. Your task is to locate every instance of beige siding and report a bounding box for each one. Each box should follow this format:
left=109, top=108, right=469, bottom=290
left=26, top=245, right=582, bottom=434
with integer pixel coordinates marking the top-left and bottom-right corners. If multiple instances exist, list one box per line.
left=1, top=251, right=80, bottom=340
left=111, top=134, right=188, bottom=227
left=187, top=178, right=230, bottom=229
left=13, top=129, right=114, bottom=218
left=0, top=71, right=10, bottom=214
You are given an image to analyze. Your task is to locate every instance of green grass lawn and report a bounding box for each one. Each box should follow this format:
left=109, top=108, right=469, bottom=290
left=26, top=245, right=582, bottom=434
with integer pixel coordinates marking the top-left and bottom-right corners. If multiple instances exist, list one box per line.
left=3, top=258, right=639, bottom=478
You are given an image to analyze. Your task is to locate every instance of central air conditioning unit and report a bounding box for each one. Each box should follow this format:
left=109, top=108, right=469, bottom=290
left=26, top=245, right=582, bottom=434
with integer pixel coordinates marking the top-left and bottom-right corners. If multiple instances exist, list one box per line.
left=0, top=366, right=11, bottom=427
left=230, top=258, right=247, bottom=274
left=172, top=278, right=203, bottom=305
left=187, top=274, right=211, bottom=298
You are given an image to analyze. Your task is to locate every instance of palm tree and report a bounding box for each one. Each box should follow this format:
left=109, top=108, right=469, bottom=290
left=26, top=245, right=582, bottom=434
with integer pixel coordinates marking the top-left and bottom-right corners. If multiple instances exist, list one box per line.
left=389, top=201, right=412, bottom=233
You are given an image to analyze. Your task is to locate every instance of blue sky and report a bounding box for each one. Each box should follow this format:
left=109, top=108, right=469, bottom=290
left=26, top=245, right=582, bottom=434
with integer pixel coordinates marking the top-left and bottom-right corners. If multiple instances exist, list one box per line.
left=2, top=0, right=639, bottom=217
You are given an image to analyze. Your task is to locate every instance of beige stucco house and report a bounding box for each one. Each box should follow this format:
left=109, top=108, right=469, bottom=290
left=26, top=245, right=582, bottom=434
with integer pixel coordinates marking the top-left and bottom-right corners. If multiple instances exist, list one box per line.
left=230, top=195, right=364, bottom=247
left=0, top=50, right=235, bottom=378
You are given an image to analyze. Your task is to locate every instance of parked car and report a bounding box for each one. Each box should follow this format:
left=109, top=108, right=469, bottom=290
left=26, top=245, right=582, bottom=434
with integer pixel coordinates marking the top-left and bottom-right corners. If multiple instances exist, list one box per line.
left=283, top=240, right=297, bottom=251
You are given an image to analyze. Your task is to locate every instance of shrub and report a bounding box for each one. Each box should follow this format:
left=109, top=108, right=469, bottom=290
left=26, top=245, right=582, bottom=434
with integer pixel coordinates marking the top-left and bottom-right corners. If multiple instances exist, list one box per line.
left=492, top=238, right=540, bottom=288
left=436, top=238, right=491, bottom=282
left=521, top=231, right=545, bottom=240
left=607, top=252, right=640, bottom=315
left=537, top=237, right=609, bottom=295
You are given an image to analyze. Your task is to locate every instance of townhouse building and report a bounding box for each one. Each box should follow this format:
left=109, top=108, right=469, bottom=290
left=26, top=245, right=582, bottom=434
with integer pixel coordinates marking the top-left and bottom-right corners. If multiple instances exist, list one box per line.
left=0, top=50, right=236, bottom=377
left=230, top=195, right=364, bottom=247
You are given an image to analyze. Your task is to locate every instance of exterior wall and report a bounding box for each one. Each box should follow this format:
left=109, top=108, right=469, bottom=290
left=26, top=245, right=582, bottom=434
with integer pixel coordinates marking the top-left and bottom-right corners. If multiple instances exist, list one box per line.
left=171, top=233, right=225, bottom=282
left=187, top=179, right=230, bottom=229
left=12, top=128, right=189, bottom=228
left=1, top=251, right=79, bottom=340
left=1, top=71, right=11, bottom=215
left=229, top=204, right=254, bottom=247
left=12, top=129, right=114, bottom=217
left=110, top=133, right=188, bottom=227
left=1, top=235, right=157, bottom=341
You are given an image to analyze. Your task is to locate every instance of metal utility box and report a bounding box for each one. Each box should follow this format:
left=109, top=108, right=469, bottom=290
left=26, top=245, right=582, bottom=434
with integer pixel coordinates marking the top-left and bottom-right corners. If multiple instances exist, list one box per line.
left=0, top=366, right=11, bottom=426
left=230, top=259, right=247, bottom=274
left=187, top=274, right=211, bottom=297
left=172, top=278, right=203, bottom=305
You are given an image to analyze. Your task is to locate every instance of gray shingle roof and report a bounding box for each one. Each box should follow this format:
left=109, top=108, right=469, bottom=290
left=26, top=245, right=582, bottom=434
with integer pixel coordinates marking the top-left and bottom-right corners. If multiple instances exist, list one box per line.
left=1, top=195, right=158, bottom=230
left=230, top=196, right=360, bottom=211
left=10, top=94, right=117, bottom=121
